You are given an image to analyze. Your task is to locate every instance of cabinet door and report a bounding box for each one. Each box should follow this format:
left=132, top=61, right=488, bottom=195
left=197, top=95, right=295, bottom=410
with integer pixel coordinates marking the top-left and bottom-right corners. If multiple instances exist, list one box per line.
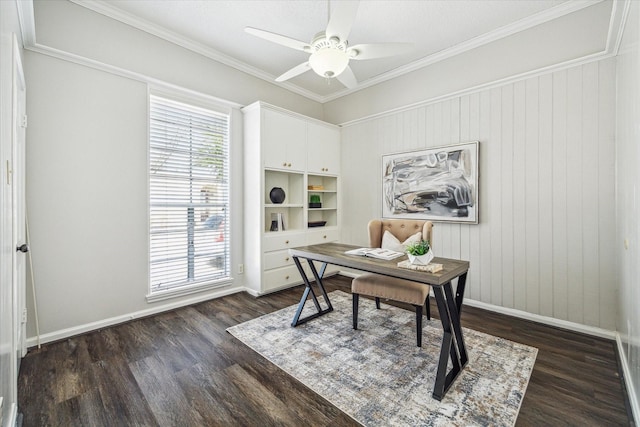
left=307, top=122, right=340, bottom=174
left=263, top=109, right=307, bottom=171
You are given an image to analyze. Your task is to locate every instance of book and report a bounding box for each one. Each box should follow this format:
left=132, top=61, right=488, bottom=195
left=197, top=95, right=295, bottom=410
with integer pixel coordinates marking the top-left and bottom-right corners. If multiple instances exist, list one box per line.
left=345, top=247, right=405, bottom=260
left=397, top=260, right=443, bottom=273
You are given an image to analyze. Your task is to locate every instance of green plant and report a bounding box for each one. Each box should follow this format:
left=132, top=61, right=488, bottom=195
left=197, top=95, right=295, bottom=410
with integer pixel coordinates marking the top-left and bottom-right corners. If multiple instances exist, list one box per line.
left=309, top=194, right=321, bottom=203
left=406, top=240, right=430, bottom=256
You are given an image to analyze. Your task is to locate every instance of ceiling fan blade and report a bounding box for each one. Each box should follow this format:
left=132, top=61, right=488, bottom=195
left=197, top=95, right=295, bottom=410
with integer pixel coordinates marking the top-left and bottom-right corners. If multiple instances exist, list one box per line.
left=245, top=27, right=310, bottom=52
left=348, top=43, right=414, bottom=60
left=336, top=65, right=358, bottom=89
left=275, top=62, right=311, bottom=82
left=325, top=1, right=359, bottom=43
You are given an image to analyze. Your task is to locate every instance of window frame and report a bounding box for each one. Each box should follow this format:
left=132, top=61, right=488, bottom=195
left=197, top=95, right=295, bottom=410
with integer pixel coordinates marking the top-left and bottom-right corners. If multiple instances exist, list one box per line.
left=146, top=88, right=234, bottom=302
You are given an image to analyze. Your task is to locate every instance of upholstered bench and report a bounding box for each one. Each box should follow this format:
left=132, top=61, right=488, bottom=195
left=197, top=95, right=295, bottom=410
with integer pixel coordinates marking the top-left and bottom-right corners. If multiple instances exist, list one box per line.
left=351, top=219, right=433, bottom=347
left=352, top=275, right=431, bottom=347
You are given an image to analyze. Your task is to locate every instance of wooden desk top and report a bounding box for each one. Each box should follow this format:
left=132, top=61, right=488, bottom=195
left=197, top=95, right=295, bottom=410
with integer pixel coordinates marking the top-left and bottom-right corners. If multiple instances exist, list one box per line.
left=289, top=242, right=469, bottom=287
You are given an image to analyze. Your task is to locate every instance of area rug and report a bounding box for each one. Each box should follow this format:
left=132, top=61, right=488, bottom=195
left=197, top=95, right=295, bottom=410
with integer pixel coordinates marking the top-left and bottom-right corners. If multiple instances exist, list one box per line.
left=227, top=291, right=537, bottom=426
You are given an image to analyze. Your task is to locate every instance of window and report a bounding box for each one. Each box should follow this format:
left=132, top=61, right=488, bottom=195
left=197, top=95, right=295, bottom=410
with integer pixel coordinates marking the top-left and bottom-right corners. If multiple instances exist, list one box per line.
left=149, top=94, right=230, bottom=295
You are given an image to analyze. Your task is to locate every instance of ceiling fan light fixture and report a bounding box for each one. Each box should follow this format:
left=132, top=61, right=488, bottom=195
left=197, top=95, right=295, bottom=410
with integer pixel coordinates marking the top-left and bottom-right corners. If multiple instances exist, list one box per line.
left=309, top=47, right=349, bottom=78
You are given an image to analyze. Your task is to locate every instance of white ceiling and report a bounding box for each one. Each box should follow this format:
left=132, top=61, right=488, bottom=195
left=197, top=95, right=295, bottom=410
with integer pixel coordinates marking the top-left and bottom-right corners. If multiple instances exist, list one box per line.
left=76, top=0, right=599, bottom=102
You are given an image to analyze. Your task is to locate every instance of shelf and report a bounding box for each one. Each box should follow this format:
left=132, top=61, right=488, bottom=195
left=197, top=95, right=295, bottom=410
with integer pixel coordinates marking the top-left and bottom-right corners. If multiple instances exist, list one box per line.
left=265, top=204, right=304, bottom=208
left=308, top=207, right=337, bottom=211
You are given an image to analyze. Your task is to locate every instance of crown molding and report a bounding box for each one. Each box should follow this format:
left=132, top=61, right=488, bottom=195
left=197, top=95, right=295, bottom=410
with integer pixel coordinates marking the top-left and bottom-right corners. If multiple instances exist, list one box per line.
left=25, top=41, right=244, bottom=110
left=15, top=0, right=36, bottom=46
left=319, top=0, right=605, bottom=102
left=70, top=0, right=606, bottom=104
left=609, top=0, right=632, bottom=55
left=17, top=0, right=623, bottom=106
left=69, top=0, right=324, bottom=102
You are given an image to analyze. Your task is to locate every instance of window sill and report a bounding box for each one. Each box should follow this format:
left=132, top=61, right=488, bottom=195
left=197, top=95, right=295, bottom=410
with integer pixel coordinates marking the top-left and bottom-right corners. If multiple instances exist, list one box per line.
left=146, top=278, right=233, bottom=303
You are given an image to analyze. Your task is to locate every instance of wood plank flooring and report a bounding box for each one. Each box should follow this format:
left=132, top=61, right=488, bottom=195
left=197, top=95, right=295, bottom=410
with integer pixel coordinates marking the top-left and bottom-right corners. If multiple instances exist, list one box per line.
left=18, top=276, right=634, bottom=426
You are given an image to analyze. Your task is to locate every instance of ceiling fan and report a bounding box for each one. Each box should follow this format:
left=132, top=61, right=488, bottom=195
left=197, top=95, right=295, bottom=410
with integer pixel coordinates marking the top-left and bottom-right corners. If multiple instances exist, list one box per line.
left=245, top=1, right=412, bottom=89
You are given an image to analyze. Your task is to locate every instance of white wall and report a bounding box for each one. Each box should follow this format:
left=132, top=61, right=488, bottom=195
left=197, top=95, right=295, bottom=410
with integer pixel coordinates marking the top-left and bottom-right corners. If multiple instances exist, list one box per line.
left=341, top=58, right=617, bottom=330
left=615, top=0, right=640, bottom=418
left=23, top=0, right=323, bottom=342
left=0, top=1, right=24, bottom=425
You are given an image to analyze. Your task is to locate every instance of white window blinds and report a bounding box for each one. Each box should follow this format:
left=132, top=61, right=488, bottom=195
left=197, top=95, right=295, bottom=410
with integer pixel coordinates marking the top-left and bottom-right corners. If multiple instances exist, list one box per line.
left=149, top=95, right=230, bottom=293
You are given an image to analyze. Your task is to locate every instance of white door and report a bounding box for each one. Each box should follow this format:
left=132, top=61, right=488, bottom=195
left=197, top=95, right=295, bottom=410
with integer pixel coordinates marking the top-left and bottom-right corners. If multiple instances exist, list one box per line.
left=11, top=35, right=27, bottom=362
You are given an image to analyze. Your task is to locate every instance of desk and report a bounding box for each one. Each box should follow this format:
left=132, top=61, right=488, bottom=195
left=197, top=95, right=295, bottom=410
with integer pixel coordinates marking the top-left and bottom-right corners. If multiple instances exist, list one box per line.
left=289, top=242, right=470, bottom=401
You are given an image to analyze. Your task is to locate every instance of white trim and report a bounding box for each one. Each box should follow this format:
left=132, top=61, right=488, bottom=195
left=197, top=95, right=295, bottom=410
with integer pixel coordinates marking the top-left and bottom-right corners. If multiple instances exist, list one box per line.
left=15, top=0, right=35, bottom=46
left=25, top=42, right=244, bottom=110
left=321, top=0, right=605, bottom=103
left=68, top=0, right=323, bottom=102
left=26, top=286, right=244, bottom=347
left=613, top=0, right=633, bottom=56
left=339, top=50, right=614, bottom=127
left=146, top=279, right=234, bottom=303
left=337, top=272, right=616, bottom=339
left=18, top=0, right=626, bottom=106
left=4, top=402, right=17, bottom=427
left=616, top=332, right=640, bottom=424
left=463, top=298, right=616, bottom=340
left=69, top=0, right=605, bottom=104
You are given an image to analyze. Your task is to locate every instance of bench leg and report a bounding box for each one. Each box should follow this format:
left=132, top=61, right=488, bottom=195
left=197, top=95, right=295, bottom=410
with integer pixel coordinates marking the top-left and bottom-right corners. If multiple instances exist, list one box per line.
left=415, top=304, right=423, bottom=347
left=426, top=294, right=431, bottom=320
left=352, top=293, right=359, bottom=330
left=375, top=297, right=381, bottom=309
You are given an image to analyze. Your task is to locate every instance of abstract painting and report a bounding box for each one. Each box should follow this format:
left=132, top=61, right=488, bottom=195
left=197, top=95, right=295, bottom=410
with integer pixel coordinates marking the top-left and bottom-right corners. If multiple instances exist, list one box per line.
left=382, top=142, right=479, bottom=223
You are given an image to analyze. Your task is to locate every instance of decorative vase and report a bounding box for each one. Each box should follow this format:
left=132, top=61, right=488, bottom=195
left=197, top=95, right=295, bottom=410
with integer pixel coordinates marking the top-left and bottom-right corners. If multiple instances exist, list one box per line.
left=269, top=187, right=286, bottom=204
left=407, top=249, right=434, bottom=265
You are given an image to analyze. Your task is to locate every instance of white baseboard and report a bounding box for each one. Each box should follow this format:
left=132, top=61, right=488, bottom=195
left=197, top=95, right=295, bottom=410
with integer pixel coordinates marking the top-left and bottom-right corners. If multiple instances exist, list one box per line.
left=26, top=286, right=244, bottom=347
left=616, top=333, right=640, bottom=424
left=336, top=272, right=616, bottom=339
left=462, top=298, right=616, bottom=339
left=4, top=401, right=17, bottom=427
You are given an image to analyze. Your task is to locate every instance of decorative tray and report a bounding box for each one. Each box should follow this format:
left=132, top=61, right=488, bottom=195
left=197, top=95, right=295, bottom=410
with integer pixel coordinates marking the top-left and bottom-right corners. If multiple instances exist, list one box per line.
left=308, top=221, right=327, bottom=228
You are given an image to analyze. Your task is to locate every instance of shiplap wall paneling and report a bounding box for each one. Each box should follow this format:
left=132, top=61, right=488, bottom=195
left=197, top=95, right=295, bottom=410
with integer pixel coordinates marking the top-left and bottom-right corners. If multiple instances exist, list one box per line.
left=598, top=58, right=615, bottom=331
left=468, top=93, right=482, bottom=304
left=538, top=73, right=554, bottom=319
left=340, top=59, right=616, bottom=329
left=551, top=69, right=569, bottom=322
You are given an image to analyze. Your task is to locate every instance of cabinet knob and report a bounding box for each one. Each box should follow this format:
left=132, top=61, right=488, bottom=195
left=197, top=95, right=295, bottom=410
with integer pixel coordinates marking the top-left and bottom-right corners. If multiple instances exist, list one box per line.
left=285, top=275, right=290, bottom=280
left=287, top=163, right=292, bottom=167
left=285, top=240, right=289, bottom=244
left=283, top=162, right=287, bottom=166
left=285, top=257, right=290, bottom=261
left=323, top=235, right=327, bottom=239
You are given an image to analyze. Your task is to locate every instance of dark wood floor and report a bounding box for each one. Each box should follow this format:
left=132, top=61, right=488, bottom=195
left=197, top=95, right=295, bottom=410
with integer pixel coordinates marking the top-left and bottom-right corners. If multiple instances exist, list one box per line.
left=18, top=275, right=634, bottom=426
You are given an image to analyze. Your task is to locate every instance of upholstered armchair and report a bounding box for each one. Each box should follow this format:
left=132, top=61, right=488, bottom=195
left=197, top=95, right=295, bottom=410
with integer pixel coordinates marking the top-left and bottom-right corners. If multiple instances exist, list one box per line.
left=352, top=219, right=433, bottom=347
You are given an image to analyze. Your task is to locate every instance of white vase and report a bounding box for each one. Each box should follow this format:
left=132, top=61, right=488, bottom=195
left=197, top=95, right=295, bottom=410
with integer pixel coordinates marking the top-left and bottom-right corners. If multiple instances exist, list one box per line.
left=407, top=249, right=434, bottom=265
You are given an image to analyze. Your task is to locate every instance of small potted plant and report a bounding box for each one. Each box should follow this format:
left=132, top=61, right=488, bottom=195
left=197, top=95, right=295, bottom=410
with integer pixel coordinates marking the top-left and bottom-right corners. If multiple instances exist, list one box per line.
left=309, top=194, right=322, bottom=208
left=405, top=239, right=434, bottom=265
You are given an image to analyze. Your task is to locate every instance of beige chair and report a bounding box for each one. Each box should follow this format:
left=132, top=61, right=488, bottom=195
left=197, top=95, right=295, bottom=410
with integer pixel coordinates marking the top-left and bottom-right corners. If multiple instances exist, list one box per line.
left=352, top=219, right=433, bottom=347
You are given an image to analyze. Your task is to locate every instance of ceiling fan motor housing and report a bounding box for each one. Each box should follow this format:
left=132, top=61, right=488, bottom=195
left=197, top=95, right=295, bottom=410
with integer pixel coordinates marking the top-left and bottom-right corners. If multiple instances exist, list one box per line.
left=309, top=32, right=349, bottom=78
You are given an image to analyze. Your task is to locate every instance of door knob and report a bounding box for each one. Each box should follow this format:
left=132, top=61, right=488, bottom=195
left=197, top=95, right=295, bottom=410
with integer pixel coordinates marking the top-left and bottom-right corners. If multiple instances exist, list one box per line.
left=16, top=243, right=29, bottom=253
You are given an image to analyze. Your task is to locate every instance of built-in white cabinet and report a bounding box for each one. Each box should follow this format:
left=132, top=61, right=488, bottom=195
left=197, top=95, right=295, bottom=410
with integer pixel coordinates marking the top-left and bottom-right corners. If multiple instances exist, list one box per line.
left=262, top=108, right=307, bottom=172
left=243, top=102, right=341, bottom=295
left=307, top=122, right=340, bottom=174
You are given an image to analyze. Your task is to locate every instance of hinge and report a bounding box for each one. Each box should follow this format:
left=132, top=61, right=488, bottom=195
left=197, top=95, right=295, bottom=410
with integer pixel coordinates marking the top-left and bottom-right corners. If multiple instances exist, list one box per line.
left=5, top=160, right=11, bottom=186
left=22, top=308, right=27, bottom=324
left=21, top=114, right=27, bottom=128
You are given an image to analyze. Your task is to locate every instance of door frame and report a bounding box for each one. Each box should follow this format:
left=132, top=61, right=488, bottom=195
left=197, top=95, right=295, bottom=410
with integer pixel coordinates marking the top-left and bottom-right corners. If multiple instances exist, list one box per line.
left=11, top=33, right=27, bottom=361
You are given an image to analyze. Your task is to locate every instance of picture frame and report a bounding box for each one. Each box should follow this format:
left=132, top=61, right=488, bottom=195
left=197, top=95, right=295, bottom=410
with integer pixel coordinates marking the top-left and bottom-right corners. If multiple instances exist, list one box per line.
left=382, top=141, right=479, bottom=224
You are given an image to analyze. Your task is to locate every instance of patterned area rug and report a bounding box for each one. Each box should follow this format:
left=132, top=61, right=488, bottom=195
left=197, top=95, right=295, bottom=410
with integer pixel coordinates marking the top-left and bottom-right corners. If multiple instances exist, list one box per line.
left=227, top=291, right=537, bottom=426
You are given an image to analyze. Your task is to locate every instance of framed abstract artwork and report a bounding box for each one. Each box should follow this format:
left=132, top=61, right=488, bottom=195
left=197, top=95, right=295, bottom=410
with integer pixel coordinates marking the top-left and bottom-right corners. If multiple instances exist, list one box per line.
left=382, top=141, right=479, bottom=224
